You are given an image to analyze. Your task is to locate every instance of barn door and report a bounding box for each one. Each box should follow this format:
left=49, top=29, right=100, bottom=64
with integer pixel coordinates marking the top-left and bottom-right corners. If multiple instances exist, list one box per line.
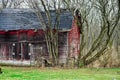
left=21, top=42, right=30, bottom=60
left=12, top=42, right=30, bottom=60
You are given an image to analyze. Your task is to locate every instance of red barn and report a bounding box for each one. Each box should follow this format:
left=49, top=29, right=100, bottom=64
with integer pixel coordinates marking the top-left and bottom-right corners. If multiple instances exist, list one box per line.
left=0, top=9, right=81, bottom=64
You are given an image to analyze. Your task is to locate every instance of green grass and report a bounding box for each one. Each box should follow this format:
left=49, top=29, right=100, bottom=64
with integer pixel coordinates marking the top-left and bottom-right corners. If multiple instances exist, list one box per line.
left=0, top=67, right=120, bottom=80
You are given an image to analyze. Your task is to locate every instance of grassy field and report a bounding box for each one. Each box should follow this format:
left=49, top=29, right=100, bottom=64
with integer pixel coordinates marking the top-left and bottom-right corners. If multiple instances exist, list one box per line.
left=0, top=66, right=120, bottom=80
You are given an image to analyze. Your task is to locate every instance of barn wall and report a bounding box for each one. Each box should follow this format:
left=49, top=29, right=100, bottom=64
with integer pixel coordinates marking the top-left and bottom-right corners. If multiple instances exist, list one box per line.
left=0, top=31, right=6, bottom=42
left=58, top=32, right=68, bottom=63
left=6, top=31, right=18, bottom=42
left=0, top=27, right=81, bottom=65
left=68, top=20, right=80, bottom=59
left=0, top=29, right=69, bottom=62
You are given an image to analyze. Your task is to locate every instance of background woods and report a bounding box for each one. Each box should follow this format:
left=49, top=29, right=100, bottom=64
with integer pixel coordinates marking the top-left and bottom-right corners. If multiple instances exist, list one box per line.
left=63, top=0, right=120, bottom=67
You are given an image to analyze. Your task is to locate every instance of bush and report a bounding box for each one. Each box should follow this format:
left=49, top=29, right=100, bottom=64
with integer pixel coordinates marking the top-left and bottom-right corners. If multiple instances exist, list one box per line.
left=0, top=67, right=2, bottom=74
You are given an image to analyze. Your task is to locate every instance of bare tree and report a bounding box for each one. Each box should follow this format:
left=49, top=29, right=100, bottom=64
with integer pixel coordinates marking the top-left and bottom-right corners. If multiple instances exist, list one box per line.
left=0, top=0, right=24, bottom=8
left=62, top=0, right=120, bottom=67
left=28, top=0, right=62, bottom=66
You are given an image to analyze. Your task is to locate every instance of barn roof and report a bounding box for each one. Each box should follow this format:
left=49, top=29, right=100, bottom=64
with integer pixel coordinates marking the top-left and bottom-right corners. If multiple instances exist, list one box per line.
left=0, top=9, right=73, bottom=31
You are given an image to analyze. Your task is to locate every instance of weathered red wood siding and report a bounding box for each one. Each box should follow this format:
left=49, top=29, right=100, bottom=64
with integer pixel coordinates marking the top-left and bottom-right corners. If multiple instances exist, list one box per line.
left=0, top=31, right=6, bottom=42
left=68, top=20, right=80, bottom=59
left=0, top=26, right=80, bottom=61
